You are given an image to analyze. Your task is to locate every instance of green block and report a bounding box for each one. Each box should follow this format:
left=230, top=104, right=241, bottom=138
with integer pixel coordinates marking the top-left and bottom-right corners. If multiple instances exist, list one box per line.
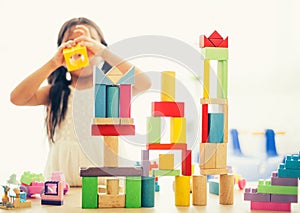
left=257, top=180, right=298, bottom=195
left=106, top=86, right=119, bottom=117
left=217, top=60, right=228, bottom=98
left=126, top=176, right=142, bottom=208
left=142, top=176, right=155, bottom=207
left=82, top=177, right=98, bottom=208
left=201, top=47, right=228, bottom=60
left=152, top=169, right=180, bottom=176
left=147, top=117, right=161, bottom=143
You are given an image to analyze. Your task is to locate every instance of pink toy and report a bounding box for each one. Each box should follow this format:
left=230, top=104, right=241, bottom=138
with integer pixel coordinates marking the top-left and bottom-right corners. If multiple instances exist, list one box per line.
left=41, top=181, right=64, bottom=205
left=50, top=171, right=69, bottom=195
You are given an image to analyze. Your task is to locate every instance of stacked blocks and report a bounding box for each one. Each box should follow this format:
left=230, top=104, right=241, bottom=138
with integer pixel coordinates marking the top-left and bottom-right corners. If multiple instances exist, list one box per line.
left=194, top=30, right=233, bottom=206
left=244, top=153, right=300, bottom=211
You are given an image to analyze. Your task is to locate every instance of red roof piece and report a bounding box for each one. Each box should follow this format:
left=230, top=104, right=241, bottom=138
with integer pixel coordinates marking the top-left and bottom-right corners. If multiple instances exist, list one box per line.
left=208, top=38, right=223, bottom=47
left=208, top=30, right=223, bottom=39
left=199, top=35, right=215, bottom=48
left=218, top=36, right=228, bottom=47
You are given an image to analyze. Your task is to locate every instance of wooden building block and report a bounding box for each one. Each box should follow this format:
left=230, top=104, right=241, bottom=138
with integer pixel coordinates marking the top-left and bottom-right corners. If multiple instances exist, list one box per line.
left=216, top=143, right=227, bottom=168
left=95, top=84, right=106, bottom=117
left=219, top=174, right=234, bottom=205
left=208, top=30, right=223, bottom=39
left=199, top=35, right=214, bottom=48
left=120, top=118, right=134, bottom=125
left=153, top=169, right=180, bottom=176
left=80, top=167, right=143, bottom=177
left=208, top=113, right=224, bottom=143
left=250, top=201, right=291, bottom=211
left=221, top=60, right=228, bottom=98
left=200, top=98, right=228, bottom=105
left=91, top=124, right=135, bottom=136
left=141, top=176, right=155, bottom=207
left=209, top=179, right=220, bottom=195
left=192, top=175, right=207, bottom=206
left=202, top=104, right=209, bottom=143
left=93, top=118, right=120, bottom=125
left=200, top=143, right=216, bottom=169
left=119, top=85, right=131, bottom=118
left=106, top=178, right=119, bottom=195
left=82, top=177, right=98, bottom=208
left=142, top=150, right=150, bottom=176
left=106, top=86, right=120, bottom=118
left=125, top=176, right=142, bottom=208
left=63, top=44, right=89, bottom=71
left=223, top=104, right=228, bottom=143
left=175, top=176, right=190, bottom=206
left=161, top=71, right=176, bottom=102
left=14, top=198, right=32, bottom=208
left=146, top=143, right=187, bottom=151
left=117, top=66, right=135, bottom=84
left=147, top=117, right=161, bottom=143
left=209, top=38, right=223, bottom=47
left=94, top=66, right=113, bottom=85
left=152, top=101, right=184, bottom=117
left=182, top=150, right=192, bottom=176
left=203, top=59, right=210, bottom=98
left=104, top=136, right=118, bottom=167
left=200, top=168, right=228, bottom=175
left=106, top=66, right=123, bottom=84
left=98, top=194, right=125, bottom=208
left=218, top=36, right=228, bottom=48
left=159, top=154, right=174, bottom=170
left=201, top=47, right=228, bottom=60
left=170, top=117, right=186, bottom=143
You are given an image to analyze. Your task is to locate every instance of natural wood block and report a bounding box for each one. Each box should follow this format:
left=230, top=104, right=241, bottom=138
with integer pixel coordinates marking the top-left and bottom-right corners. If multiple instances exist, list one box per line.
left=200, top=168, right=228, bottom=175
left=192, top=175, right=207, bottom=206
left=104, top=136, right=119, bottom=167
left=98, top=194, right=125, bottom=208
left=93, top=118, right=120, bottom=125
left=159, top=154, right=174, bottom=170
left=107, top=179, right=119, bottom=195
left=200, top=98, right=228, bottom=105
left=216, top=144, right=227, bottom=169
left=200, top=143, right=227, bottom=169
left=219, top=174, right=234, bottom=205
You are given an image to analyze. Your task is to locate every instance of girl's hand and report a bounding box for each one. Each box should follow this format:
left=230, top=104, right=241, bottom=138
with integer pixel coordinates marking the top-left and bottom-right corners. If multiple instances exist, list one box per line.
left=51, top=40, right=76, bottom=68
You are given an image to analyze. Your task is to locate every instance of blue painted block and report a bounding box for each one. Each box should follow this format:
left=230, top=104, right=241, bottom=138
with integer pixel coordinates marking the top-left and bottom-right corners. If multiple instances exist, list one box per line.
left=117, top=66, right=135, bottom=84
left=278, top=164, right=300, bottom=178
left=142, top=176, right=155, bottom=207
left=208, top=113, right=224, bottom=143
left=155, top=182, right=160, bottom=192
left=94, top=66, right=114, bottom=85
left=285, top=155, right=300, bottom=170
left=208, top=179, right=219, bottom=195
left=106, top=86, right=120, bottom=117
left=95, top=84, right=106, bottom=117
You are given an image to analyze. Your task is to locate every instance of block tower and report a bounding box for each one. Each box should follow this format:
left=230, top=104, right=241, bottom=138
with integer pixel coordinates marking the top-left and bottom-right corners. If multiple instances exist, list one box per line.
left=244, top=153, right=300, bottom=211
left=80, top=66, right=155, bottom=209
left=192, top=30, right=234, bottom=206
left=142, top=71, right=192, bottom=206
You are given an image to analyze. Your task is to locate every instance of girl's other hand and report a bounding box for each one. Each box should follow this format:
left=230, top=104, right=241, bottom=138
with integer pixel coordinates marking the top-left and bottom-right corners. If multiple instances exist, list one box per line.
left=51, top=40, right=76, bottom=68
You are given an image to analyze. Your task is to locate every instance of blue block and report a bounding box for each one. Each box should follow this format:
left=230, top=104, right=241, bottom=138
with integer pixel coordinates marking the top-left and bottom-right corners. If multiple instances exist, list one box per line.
left=278, top=164, right=300, bottom=178
left=142, top=176, right=155, bottom=207
left=208, top=179, right=219, bottom=195
left=106, top=86, right=120, bottom=117
left=94, top=66, right=113, bottom=85
left=117, top=66, right=135, bottom=84
left=155, top=182, right=160, bottom=192
left=208, top=113, right=224, bottom=143
left=285, top=155, right=300, bottom=170
left=95, top=84, right=106, bottom=117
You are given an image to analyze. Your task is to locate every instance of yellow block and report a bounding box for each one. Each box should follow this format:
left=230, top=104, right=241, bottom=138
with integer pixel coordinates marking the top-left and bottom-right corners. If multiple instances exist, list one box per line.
left=63, top=44, right=89, bottom=71
left=203, top=59, right=210, bottom=98
left=170, top=117, right=186, bottom=143
left=106, top=66, right=124, bottom=84
left=159, top=154, right=174, bottom=170
left=161, top=71, right=176, bottom=101
left=175, top=176, right=190, bottom=206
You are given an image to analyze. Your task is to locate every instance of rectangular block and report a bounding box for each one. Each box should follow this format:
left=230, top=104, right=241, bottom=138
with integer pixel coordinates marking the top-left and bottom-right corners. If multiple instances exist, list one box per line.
left=200, top=143, right=227, bottom=169
left=271, top=171, right=298, bottom=186
left=94, top=66, right=113, bottom=85
left=106, top=86, right=120, bottom=117
left=93, top=118, right=120, bottom=125
left=257, top=179, right=298, bottom=195
left=91, top=124, right=135, bottom=136
left=119, top=85, right=131, bottom=117
left=208, top=113, right=224, bottom=143
left=141, top=150, right=150, bottom=177
left=141, top=177, right=155, bottom=207
left=152, top=169, right=180, bottom=176
left=82, top=177, right=98, bottom=208
left=147, top=143, right=187, bottom=150
left=161, top=71, right=175, bottom=101
left=95, top=84, right=106, bottom=117
left=209, top=179, right=219, bottom=195
left=175, top=176, right=190, bottom=206
left=120, top=118, right=134, bottom=125
left=200, top=168, right=228, bottom=175
left=201, top=47, right=228, bottom=60
left=278, top=166, right=300, bottom=178
left=80, top=167, right=143, bottom=177
left=159, top=154, right=174, bottom=170
left=106, top=178, right=119, bottom=195
left=152, top=102, right=184, bottom=117
left=147, top=117, right=161, bottom=143
left=216, top=143, right=227, bottom=168
left=125, top=176, right=142, bottom=208
left=117, top=66, right=135, bottom=84
left=271, top=194, right=298, bottom=203
left=244, top=188, right=271, bottom=202
left=285, top=155, right=300, bottom=170
left=170, top=117, right=186, bottom=143
left=202, top=104, right=208, bottom=143
left=104, top=136, right=118, bottom=167
left=182, top=149, right=192, bottom=176
left=200, top=98, right=228, bottom=105
left=203, top=59, right=210, bottom=98
left=250, top=201, right=291, bottom=211
left=98, top=194, right=125, bottom=208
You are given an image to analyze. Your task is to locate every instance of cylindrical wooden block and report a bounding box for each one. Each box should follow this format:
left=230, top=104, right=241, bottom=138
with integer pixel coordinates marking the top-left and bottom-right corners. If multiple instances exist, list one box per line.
left=192, top=175, right=207, bottom=206
left=104, top=136, right=119, bottom=167
left=107, top=178, right=119, bottom=195
left=161, top=71, right=175, bottom=101
left=142, top=176, right=155, bottom=207
left=219, top=174, right=234, bottom=205
left=175, top=176, right=190, bottom=206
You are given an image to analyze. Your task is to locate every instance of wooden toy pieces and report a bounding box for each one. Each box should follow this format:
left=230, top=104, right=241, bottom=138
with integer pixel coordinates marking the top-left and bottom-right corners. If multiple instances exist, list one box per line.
left=199, top=30, right=228, bottom=48
left=63, top=44, right=89, bottom=71
left=0, top=185, right=32, bottom=210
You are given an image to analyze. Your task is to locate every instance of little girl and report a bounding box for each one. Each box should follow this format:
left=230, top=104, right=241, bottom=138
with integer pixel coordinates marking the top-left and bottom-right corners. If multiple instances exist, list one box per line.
left=10, top=17, right=151, bottom=186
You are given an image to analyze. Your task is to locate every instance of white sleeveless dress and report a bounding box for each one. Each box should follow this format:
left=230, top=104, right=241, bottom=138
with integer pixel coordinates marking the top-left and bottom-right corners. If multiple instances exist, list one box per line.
left=44, top=86, right=103, bottom=186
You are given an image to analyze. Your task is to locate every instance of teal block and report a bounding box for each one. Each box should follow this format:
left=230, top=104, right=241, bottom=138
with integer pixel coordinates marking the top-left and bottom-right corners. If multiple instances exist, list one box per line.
left=208, top=179, right=219, bottom=195
left=208, top=113, right=224, bottom=143
left=94, top=66, right=113, bottom=85
left=95, top=84, right=106, bottom=117
left=147, top=117, right=161, bottom=143
left=126, top=176, right=142, bottom=208
left=201, top=47, right=228, bottom=60
left=106, top=86, right=120, bottom=117
left=278, top=168, right=300, bottom=179
left=155, top=182, right=160, bottom=192
left=117, top=66, right=135, bottom=84
left=285, top=155, right=300, bottom=170
left=257, top=179, right=298, bottom=195
left=142, top=176, right=155, bottom=207
left=82, top=177, right=98, bottom=208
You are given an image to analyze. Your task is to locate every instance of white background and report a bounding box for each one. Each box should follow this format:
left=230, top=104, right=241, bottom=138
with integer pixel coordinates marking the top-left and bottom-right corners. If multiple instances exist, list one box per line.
left=0, top=0, right=300, bottom=183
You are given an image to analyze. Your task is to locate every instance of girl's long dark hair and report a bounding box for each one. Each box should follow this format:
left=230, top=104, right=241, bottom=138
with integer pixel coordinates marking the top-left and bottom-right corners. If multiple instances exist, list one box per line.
left=46, top=17, right=107, bottom=142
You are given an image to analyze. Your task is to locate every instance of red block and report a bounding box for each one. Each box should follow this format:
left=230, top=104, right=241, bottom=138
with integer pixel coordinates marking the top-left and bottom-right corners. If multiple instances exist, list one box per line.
left=182, top=150, right=192, bottom=176
left=119, top=85, right=131, bottom=117
left=199, top=35, right=215, bottom=48
left=152, top=102, right=184, bottom=117
left=250, top=201, right=291, bottom=211
left=208, top=38, right=223, bottom=47
left=147, top=143, right=187, bottom=150
left=202, top=104, right=208, bottom=143
left=91, top=124, right=135, bottom=136
left=208, top=30, right=223, bottom=39
left=218, top=36, right=228, bottom=48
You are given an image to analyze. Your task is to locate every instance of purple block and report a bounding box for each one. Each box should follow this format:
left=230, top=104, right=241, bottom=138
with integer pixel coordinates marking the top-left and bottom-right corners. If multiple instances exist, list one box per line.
left=142, top=150, right=150, bottom=176
left=271, top=194, right=298, bottom=203
left=244, top=188, right=271, bottom=202
left=271, top=171, right=298, bottom=186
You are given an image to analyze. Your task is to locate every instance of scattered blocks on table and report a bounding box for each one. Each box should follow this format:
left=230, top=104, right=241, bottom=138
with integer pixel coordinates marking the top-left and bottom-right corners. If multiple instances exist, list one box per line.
left=159, top=154, right=174, bottom=170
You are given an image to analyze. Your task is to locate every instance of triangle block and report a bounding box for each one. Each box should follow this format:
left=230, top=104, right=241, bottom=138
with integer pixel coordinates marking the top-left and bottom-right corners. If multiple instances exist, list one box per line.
left=209, top=38, right=223, bottom=47
left=218, top=37, right=228, bottom=48
left=208, top=30, right=223, bottom=39
left=106, top=66, right=124, bottom=84
left=117, top=66, right=135, bottom=84
left=199, top=35, right=215, bottom=48
left=94, top=66, right=114, bottom=85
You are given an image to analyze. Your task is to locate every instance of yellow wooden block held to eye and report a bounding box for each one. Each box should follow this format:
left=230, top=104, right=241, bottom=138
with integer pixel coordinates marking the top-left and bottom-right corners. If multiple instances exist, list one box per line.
left=63, top=44, right=89, bottom=71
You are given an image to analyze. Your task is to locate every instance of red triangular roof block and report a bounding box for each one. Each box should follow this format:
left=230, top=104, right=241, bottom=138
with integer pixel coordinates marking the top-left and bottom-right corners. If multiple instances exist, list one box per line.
left=199, top=35, right=215, bottom=48
left=218, top=36, right=228, bottom=47
left=208, top=38, right=223, bottom=47
left=208, top=30, right=223, bottom=39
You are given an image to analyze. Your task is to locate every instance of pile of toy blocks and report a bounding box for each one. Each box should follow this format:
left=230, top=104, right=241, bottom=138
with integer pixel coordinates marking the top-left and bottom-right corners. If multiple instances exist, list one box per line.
left=244, top=153, right=300, bottom=211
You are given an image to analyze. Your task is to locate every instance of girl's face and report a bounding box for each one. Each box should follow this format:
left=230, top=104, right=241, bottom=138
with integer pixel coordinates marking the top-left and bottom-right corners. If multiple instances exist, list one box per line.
left=62, top=25, right=100, bottom=78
